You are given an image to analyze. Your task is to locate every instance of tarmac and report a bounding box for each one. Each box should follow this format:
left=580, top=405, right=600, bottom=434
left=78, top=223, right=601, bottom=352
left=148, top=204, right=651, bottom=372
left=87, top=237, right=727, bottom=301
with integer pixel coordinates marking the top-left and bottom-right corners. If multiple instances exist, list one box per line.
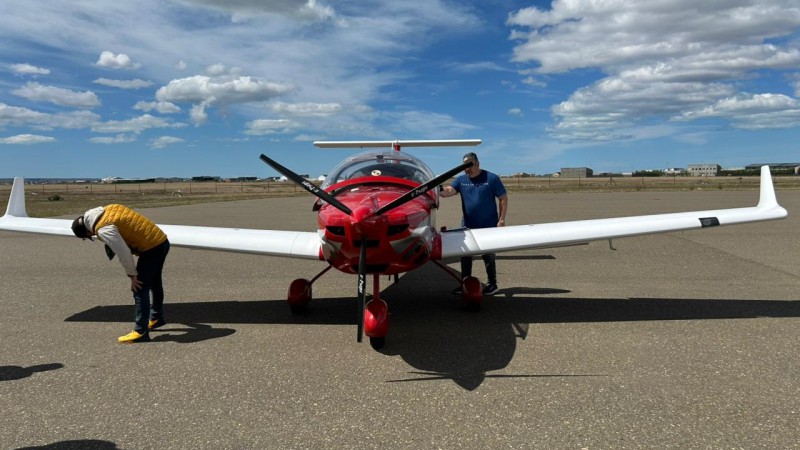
left=2, top=188, right=799, bottom=449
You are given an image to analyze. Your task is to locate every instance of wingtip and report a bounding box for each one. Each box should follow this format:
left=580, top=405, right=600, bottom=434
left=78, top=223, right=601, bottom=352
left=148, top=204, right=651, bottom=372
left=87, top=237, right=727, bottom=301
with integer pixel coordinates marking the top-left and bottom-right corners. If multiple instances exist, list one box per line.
left=757, top=165, right=779, bottom=209
left=4, top=177, right=28, bottom=218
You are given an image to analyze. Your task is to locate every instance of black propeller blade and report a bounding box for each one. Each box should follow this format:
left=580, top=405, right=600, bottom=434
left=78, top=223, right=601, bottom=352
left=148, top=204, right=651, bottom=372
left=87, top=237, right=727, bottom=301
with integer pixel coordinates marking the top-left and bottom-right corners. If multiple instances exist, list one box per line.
left=372, top=160, right=473, bottom=216
left=259, top=154, right=353, bottom=216
left=356, top=238, right=367, bottom=343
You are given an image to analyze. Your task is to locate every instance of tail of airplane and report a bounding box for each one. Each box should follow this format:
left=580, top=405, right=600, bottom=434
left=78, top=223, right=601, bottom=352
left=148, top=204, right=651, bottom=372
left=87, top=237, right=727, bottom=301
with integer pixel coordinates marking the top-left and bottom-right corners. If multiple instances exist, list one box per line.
left=4, top=177, right=28, bottom=218
left=313, top=139, right=481, bottom=149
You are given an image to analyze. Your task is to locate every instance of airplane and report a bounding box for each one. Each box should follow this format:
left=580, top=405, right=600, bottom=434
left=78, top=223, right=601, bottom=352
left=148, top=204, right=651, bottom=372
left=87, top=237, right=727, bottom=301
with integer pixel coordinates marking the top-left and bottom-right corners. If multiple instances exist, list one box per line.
left=0, top=139, right=789, bottom=349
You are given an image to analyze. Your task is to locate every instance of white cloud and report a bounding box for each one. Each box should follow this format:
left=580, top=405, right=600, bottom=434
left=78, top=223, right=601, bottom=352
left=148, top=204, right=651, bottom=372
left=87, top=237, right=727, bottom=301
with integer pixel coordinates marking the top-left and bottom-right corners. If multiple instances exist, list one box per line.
left=10, top=63, right=50, bottom=75
left=89, top=134, right=137, bottom=144
left=268, top=101, right=341, bottom=116
left=184, top=0, right=336, bottom=22
left=508, top=0, right=800, bottom=141
left=507, top=108, right=523, bottom=117
left=92, top=114, right=183, bottom=134
left=245, top=118, right=301, bottom=135
left=156, top=75, right=294, bottom=105
left=12, top=82, right=101, bottom=108
left=0, top=102, right=99, bottom=130
left=675, top=93, right=800, bottom=129
left=96, top=51, right=141, bottom=69
left=93, top=78, right=153, bottom=89
left=134, top=101, right=181, bottom=114
left=176, top=60, right=188, bottom=71
left=150, top=136, right=185, bottom=148
left=0, top=134, right=56, bottom=144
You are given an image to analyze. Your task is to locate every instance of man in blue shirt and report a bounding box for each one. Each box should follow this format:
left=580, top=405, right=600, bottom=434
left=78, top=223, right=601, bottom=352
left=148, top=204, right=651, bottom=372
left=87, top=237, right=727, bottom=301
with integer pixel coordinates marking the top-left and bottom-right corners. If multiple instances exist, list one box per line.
left=440, top=152, right=508, bottom=295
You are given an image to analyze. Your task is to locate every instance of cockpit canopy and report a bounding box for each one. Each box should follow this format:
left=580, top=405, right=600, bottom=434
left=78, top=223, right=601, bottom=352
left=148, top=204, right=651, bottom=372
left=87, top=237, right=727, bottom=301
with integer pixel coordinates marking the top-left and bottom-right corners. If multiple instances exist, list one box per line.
left=321, top=151, right=435, bottom=189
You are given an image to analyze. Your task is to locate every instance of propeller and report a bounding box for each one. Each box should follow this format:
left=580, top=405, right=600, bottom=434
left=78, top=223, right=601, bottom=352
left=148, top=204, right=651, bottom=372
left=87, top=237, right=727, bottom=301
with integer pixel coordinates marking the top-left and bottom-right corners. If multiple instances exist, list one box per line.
left=356, top=238, right=367, bottom=343
left=259, top=154, right=352, bottom=215
left=373, top=160, right=473, bottom=216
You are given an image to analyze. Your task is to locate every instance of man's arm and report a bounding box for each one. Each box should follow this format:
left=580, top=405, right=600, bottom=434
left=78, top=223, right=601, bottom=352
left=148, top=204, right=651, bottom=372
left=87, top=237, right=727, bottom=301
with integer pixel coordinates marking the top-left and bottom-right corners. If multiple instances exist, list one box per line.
left=439, top=185, right=458, bottom=198
left=497, top=194, right=508, bottom=227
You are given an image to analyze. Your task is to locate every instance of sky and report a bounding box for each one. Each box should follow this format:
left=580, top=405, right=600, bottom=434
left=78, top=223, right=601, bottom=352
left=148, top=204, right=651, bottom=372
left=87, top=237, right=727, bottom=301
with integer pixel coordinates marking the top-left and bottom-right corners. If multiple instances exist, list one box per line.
left=1, top=0, right=799, bottom=179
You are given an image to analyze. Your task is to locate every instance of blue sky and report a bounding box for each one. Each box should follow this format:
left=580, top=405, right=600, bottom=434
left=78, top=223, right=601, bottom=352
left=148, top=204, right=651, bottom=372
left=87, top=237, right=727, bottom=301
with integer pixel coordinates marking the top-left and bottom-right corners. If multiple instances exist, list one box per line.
left=1, top=0, right=799, bottom=178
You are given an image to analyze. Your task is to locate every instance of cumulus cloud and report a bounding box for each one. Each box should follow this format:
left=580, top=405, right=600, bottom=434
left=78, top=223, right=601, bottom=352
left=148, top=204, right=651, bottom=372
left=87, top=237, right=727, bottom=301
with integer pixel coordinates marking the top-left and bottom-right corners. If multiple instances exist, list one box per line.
left=0, top=134, right=56, bottom=144
left=134, top=101, right=181, bottom=114
left=507, top=108, right=523, bottom=117
left=150, top=136, right=185, bottom=148
left=268, top=101, right=341, bottom=116
left=10, top=63, right=50, bottom=75
left=156, top=75, right=294, bottom=125
left=12, top=82, right=101, bottom=108
left=244, top=118, right=301, bottom=135
left=185, top=0, right=336, bottom=22
left=0, top=102, right=99, bottom=130
left=675, top=93, right=800, bottom=129
left=93, top=78, right=153, bottom=89
left=508, top=0, right=800, bottom=141
left=91, top=114, right=183, bottom=134
left=89, top=134, right=137, bottom=144
left=95, top=51, right=141, bottom=69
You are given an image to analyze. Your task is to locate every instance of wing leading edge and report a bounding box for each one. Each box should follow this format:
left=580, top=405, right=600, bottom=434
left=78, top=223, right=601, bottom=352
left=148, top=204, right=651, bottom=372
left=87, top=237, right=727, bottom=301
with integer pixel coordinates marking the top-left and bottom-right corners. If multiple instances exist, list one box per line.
left=0, top=178, right=322, bottom=260
left=439, top=166, right=787, bottom=259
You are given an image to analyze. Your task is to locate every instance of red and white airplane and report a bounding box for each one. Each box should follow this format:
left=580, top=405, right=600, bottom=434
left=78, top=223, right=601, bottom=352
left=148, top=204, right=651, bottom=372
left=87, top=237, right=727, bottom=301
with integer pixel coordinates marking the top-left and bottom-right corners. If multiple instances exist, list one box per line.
left=0, top=139, right=788, bottom=349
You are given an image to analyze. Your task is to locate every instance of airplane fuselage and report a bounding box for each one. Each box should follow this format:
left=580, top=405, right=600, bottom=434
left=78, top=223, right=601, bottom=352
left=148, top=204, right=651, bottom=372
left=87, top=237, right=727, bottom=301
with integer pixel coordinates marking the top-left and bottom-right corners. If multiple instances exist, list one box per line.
left=318, top=177, right=439, bottom=275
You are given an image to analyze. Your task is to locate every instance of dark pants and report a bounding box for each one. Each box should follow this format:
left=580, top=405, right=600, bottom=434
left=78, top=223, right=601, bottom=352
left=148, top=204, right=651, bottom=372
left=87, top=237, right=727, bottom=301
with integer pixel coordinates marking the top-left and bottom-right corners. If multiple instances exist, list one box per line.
left=460, top=253, right=497, bottom=285
left=133, top=240, right=170, bottom=333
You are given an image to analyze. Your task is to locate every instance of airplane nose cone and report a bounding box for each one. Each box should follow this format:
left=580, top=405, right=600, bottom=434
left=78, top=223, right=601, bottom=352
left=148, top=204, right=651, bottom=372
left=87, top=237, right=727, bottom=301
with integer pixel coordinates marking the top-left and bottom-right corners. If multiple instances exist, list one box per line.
left=352, top=205, right=371, bottom=223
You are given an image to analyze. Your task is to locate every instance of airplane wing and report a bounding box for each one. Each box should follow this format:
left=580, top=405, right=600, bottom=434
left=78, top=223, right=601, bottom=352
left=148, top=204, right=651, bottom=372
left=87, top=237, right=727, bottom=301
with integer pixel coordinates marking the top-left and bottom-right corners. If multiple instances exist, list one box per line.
left=0, top=178, right=323, bottom=260
left=439, top=166, right=787, bottom=258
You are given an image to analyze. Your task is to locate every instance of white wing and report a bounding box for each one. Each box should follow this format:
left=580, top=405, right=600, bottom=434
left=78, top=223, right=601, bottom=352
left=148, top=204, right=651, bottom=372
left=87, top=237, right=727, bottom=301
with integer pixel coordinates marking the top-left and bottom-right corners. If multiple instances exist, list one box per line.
left=0, top=178, right=322, bottom=260
left=440, top=166, right=787, bottom=258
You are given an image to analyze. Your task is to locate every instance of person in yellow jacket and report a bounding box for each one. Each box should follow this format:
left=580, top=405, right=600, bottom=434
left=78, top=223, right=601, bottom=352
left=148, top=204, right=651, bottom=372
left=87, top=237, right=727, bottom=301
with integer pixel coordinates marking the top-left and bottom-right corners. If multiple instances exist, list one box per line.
left=71, top=204, right=170, bottom=343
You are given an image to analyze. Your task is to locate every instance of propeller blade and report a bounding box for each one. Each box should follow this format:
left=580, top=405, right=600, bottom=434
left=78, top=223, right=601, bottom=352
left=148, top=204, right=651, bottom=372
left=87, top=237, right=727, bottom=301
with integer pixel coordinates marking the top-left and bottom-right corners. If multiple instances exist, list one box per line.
left=373, top=160, right=473, bottom=216
left=259, top=154, right=352, bottom=215
left=356, top=238, right=367, bottom=343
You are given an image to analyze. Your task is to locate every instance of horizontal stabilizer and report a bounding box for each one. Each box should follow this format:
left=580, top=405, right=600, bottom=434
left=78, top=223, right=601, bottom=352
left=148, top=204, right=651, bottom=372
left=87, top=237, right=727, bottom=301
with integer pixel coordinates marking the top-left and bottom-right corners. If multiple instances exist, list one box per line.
left=314, top=139, right=481, bottom=149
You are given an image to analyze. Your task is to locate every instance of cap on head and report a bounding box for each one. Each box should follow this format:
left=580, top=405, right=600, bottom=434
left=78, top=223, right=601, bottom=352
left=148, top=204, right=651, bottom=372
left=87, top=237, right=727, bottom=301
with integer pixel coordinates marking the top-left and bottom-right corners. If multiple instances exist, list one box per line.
left=71, top=216, right=90, bottom=240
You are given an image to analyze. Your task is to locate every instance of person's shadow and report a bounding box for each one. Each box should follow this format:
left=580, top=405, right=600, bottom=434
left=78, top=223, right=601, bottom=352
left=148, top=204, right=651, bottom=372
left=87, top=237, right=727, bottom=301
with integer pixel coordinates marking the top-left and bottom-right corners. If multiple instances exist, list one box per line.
left=15, top=440, right=119, bottom=449
left=0, top=363, right=63, bottom=382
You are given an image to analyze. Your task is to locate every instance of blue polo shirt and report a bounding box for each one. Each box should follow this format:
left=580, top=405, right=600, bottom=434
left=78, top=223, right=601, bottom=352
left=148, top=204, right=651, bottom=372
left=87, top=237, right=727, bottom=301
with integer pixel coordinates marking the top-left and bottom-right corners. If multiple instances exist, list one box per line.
left=451, top=170, right=506, bottom=229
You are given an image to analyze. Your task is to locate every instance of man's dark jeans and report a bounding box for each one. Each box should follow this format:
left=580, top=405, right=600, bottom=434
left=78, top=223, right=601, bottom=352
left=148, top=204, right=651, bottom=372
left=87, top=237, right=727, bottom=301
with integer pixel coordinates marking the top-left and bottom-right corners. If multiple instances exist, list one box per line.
left=133, top=240, right=170, bottom=333
left=460, top=253, right=496, bottom=285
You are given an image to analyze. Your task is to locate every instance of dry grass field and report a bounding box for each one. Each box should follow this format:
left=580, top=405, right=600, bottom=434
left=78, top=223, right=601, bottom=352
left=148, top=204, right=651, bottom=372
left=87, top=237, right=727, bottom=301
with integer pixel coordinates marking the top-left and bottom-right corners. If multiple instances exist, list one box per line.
left=1, top=175, right=799, bottom=218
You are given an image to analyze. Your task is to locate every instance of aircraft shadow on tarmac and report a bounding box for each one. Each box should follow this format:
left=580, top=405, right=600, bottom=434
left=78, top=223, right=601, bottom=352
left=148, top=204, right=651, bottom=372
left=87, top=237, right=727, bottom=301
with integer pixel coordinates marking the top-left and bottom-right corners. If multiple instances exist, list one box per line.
left=65, top=262, right=800, bottom=390
left=0, top=363, right=63, bottom=382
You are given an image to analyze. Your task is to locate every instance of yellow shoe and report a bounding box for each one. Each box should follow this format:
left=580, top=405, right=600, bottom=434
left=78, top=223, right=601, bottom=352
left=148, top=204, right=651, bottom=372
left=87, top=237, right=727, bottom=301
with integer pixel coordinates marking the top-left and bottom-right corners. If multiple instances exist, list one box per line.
left=117, top=330, right=150, bottom=343
left=148, top=318, right=166, bottom=330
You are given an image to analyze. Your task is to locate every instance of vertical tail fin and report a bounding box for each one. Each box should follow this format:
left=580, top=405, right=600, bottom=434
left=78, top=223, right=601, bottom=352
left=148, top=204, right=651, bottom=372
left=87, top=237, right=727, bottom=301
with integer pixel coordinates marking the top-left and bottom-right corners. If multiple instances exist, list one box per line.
left=4, top=177, right=28, bottom=217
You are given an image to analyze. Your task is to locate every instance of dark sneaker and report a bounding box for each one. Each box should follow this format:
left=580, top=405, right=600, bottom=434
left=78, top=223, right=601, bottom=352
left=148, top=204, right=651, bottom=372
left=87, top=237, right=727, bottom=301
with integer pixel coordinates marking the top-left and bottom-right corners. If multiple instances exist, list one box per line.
left=482, top=283, right=498, bottom=295
left=148, top=318, right=166, bottom=330
left=118, top=330, right=150, bottom=343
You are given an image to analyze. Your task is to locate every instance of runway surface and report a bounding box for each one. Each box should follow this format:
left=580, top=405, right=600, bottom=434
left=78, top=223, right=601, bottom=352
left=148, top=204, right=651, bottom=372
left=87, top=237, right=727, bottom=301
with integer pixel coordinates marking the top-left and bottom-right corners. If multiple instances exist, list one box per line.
left=2, top=189, right=799, bottom=449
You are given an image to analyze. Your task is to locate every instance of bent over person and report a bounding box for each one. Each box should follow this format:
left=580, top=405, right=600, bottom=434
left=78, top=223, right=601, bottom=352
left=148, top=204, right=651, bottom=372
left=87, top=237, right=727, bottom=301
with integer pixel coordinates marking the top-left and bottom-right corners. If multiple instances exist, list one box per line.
left=71, top=204, right=170, bottom=343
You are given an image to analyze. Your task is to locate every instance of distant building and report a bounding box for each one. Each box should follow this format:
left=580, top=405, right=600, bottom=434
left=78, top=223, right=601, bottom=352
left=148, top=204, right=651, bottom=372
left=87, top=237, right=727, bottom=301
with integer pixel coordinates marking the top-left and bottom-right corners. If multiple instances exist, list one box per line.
left=560, top=167, right=593, bottom=178
left=687, top=164, right=721, bottom=177
left=664, top=168, right=685, bottom=176
left=191, top=176, right=221, bottom=182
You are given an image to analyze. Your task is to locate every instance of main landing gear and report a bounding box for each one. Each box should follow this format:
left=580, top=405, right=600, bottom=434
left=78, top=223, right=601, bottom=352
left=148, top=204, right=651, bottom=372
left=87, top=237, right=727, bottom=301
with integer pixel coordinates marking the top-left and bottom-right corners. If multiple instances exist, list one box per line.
left=287, top=262, right=483, bottom=349
left=286, top=266, right=391, bottom=350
